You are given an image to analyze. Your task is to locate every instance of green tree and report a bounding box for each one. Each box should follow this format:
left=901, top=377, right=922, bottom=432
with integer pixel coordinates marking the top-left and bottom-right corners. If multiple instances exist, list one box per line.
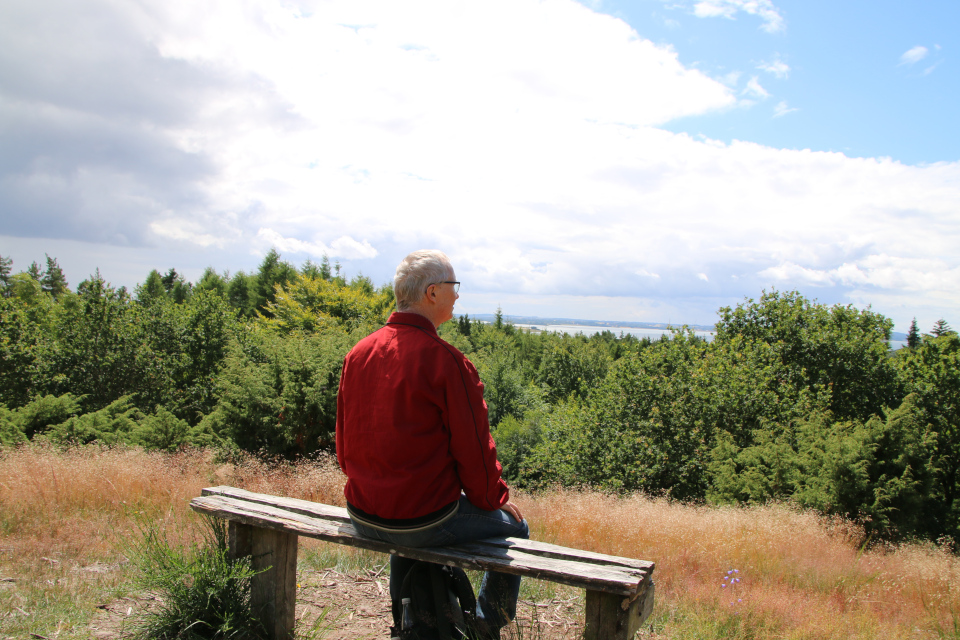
left=526, top=331, right=713, bottom=497
left=44, top=272, right=145, bottom=411
left=161, top=268, right=180, bottom=292
left=254, top=249, right=297, bottom=317
left=715, top=290, right=900, bottom=421
left=203, top=327, right=355, bottom=455
left=260, top=273, right=393, bottom=334
left=536, top=336, right=610, bottom=402
left=0, top=254, right=11, bottom=296
left=931, top=319, right=954, bottom=337
left=907, top=318, right=921, bottom=348
left=195, top=267, right=228, bottom=297
left=40, top=254, right=69, bottom=299
left=227, top=271, right=257, bottom=317
left=895, top=332, right=960, bottom=539
left=0, top=272, right=57, bottom=408
left=136, top=270, right=167, bottom=302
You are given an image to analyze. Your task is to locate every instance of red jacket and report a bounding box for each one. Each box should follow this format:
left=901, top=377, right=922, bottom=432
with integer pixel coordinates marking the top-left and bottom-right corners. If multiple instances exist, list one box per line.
left=336, top=312, right=509, bottom=521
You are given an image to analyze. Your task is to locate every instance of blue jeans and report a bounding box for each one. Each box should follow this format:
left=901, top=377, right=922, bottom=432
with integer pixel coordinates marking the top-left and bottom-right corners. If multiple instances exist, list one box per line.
left=350, top=495, right=530, bottom=629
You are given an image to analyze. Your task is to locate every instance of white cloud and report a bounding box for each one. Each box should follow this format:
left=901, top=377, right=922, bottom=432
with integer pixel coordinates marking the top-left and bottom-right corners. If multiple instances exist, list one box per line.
left=718, top=70, right=742, bottom=87
left=3, top=0, right=960, bottom=332
left=743, top=76, right=770, bottom=99
left=255, top=228, right=378, bottom=259
left=758, top=57, right=790, bottom=78
left=692, top=0, right=784, bottom=33
left=773, top=100, right=798, bottom=117
left=900, top=45, right=929, bottom=65
left=760, top=256, right=960, bottom=293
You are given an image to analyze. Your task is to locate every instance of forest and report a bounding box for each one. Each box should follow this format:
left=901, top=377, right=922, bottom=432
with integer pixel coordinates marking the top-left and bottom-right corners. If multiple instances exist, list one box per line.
left=1, top=251, right=958, bottom=546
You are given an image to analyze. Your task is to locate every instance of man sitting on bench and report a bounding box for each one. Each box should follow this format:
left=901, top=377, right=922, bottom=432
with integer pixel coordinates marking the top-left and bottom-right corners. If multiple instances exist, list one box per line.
left=336, top=249, right=529, bottom=639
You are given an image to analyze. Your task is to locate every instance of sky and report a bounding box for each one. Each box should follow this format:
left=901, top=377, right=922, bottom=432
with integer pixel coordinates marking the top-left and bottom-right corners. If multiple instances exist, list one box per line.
left=1, top=0, right=958, bottom=332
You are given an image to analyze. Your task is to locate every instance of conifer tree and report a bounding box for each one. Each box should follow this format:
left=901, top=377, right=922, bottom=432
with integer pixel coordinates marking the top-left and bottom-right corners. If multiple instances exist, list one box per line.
left=907, top=318, right=921, bottom=348
left=27, top=261, right=42, bottom=281
left=319, top=255, right=333, bottom=281
left=931, top=319, right=954, bottom=337
left=161, top=268, right=179, bottom=292
left=0, top=254, right=11, bottom=297
left=255, top=248, right=296, bottom=315
left=137, top=270, right=166, bottom=302
left=40, top=254, right=69, bottom=299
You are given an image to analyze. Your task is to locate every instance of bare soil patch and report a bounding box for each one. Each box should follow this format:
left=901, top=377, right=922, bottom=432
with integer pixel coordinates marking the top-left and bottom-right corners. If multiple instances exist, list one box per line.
left=87, top=567, right=585, bottom=639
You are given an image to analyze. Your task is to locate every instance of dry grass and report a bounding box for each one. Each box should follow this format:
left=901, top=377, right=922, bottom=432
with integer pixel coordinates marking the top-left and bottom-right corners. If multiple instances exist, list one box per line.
left=2, top=444, right=959, bottom=639
left=518, top=490, right=960, bottom=639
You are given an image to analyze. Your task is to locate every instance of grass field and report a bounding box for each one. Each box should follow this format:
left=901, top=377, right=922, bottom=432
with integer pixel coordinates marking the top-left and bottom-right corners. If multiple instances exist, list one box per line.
left=2, top=444, right=959, bottom=639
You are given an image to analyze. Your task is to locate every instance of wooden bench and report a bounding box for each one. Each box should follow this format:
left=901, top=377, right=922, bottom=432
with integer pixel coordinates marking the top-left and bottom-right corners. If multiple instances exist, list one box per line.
left=191, top=486, right=655, bottom=640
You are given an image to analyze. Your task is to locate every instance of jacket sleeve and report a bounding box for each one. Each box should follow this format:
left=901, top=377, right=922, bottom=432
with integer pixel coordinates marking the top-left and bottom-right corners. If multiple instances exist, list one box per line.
left=443, top=352, right=510, bottom=511
left=335, top=356, right=348, bottom=476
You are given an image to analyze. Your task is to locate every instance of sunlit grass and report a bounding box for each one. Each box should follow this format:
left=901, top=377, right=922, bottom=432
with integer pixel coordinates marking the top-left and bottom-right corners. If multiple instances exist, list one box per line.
left=2, top=443, right=960, bottom=639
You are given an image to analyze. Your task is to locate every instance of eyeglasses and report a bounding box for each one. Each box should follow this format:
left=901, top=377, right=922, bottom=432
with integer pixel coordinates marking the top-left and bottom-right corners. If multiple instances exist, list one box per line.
left=428, top=281, right=460, bottom=293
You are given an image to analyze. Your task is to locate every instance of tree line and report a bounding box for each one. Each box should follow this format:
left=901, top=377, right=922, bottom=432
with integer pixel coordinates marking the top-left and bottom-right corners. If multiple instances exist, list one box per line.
left=1, top=251, right=959, bottom=544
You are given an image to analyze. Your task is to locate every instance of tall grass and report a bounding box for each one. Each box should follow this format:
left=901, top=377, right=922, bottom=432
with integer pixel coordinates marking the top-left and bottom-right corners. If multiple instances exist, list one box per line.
left=519, top=491, right=960, bottom=638
left=2, top=443, right=959, bottom=639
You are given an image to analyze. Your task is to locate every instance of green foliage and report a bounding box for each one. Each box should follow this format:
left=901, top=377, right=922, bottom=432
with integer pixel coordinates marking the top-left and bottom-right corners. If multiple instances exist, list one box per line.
left=127, top=516, right=267, bottom=640
left=709, top=395, right=937, bottom=540
left=46, top=396, right=145, bottom=445
left=895, top=332, right=960, bottom=538
left=715, top=290, right=899, bottom=421
left=536, top=336, right=610, bottom=402
left=40, top=254, right=70, bottom=299
left=197, top=267, right=229, bottom=298
left=0, top=406, right=27, bottom=446
left=260, top=273, right=393, bottom=334
left=137, top=269, right=168, bottom=303
left=228, top=271, right=258, bottom=318
left=135, top=289, right=240, bottom=422
left=8, top=271, right=48, bottom=306
left=7, top=393, right=83, bottom=439
left=931, top=319, right=955, bottom=337
left=254, top=249, right=297, bottom=317
left=205, top=326, right=356, bottom=455
left=0, top=254, right=11, bottom=295
left=907, top=318, right=921, bottom=349
left=525, top=332, right=713, bottom=497
left=10, top=254, right=960, bottom=544
left=131, top=406, right=194, bottom=451
left=491, top=413, right=542, bottom=482
left=0, top=294, right=49, bottom=407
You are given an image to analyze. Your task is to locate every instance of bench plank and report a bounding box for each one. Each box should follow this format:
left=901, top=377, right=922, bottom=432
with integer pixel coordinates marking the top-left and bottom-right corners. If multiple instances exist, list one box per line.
left=192, top=487, right=655, bottom=640
left=200, top=486, right=654, bottom=572
left=192, top=494, right=649, bottom=596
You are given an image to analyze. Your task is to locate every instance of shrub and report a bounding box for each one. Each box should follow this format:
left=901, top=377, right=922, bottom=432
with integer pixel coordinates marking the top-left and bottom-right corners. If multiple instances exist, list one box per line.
left=127, top=515, right=267, bottom=640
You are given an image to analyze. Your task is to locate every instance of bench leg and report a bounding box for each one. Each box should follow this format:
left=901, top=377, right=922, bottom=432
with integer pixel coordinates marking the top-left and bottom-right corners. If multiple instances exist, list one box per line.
left=584, top=581, right=655, bottom=640
left=229, top=522, right=298, bottom=640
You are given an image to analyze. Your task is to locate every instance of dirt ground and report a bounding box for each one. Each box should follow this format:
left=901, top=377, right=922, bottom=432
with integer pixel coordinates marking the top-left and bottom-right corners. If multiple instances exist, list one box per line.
left=86, top=567, right=585, bottom=640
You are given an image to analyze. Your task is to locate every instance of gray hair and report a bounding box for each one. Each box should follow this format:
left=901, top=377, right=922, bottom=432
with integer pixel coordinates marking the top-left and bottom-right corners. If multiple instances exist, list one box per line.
left=394, top=250, right=453, bottom=312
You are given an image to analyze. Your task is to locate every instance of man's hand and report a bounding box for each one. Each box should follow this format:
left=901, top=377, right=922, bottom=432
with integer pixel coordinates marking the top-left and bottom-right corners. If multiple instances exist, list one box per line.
left=501, top=501, right=524, bottom=523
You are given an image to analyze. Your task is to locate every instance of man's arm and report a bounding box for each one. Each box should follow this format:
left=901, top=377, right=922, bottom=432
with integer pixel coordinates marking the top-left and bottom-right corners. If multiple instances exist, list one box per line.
left=443, top=351, right=510, bottom=512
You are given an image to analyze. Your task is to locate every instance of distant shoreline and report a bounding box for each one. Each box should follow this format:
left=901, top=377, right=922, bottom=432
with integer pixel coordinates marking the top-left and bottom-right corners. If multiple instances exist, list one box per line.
left=469, top=313, right=715, bottom=333
left=467, top=313, right=908, bottom=342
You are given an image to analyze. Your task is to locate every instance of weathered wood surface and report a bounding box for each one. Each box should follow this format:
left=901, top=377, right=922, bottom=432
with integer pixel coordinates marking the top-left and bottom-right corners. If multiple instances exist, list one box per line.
left=192, top=492, right=653, bottom=597
left=251, top=527, right=298, bottom=640
left=200, top=486, right=654, bottom=576
left=196, top=486, right=656, bottom=639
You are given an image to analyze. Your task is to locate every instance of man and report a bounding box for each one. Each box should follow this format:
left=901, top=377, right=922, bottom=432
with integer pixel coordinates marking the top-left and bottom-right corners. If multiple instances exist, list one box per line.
left=336, top=250, right=528, bottom=637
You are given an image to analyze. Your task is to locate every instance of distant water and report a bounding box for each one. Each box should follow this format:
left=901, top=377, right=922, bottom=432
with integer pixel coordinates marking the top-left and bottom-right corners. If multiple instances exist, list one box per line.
left=514, top=323, right=907, bottom=349
left=512, top=323, right=716, bottom=341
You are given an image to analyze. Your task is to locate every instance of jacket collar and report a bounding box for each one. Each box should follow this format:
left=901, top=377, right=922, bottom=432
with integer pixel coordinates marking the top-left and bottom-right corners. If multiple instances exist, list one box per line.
left=387, top=311, right=438, bottom=335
